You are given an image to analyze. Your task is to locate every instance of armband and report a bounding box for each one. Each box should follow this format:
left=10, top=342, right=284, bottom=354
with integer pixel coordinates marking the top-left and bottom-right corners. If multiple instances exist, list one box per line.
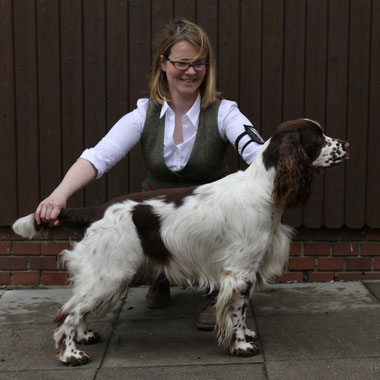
left=235, top=125, right=265, bottom=153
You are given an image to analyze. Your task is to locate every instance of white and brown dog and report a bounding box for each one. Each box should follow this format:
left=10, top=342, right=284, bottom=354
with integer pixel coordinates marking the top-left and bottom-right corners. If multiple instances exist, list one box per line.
left=13, top=119, right=349, bottom=365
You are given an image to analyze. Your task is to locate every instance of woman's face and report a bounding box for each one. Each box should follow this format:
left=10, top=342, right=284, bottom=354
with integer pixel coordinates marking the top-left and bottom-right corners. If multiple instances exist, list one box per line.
left=160, top=40, right=207, bottom=103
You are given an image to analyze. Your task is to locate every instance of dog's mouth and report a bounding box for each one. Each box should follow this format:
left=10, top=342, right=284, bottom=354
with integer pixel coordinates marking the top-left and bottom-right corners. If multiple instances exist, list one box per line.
left=329, top=140, right=350, bottom=166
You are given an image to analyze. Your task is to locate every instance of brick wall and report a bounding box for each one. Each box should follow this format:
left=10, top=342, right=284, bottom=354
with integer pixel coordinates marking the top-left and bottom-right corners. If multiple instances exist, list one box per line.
left=1, top=226, right=380, bottom=286
left=278, top=227, right=380, bottom=283
left=0, top=227, right=83, bottom=286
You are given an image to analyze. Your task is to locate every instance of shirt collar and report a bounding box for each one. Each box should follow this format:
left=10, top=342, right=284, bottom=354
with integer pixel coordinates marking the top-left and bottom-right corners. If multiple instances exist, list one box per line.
left=160, top=93, right=201, bottom=127
left=186, top=93, right=201, bottom=127
left=160, top=100, right=170, bottom=118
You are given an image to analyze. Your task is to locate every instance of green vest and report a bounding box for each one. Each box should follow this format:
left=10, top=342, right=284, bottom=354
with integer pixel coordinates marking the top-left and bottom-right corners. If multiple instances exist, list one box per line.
left=141, top=100, right=228, bottom=191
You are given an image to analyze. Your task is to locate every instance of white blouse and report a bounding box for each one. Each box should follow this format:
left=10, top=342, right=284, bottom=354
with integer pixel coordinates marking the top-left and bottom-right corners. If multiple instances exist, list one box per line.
left=80, top=94, right=263, bottom=179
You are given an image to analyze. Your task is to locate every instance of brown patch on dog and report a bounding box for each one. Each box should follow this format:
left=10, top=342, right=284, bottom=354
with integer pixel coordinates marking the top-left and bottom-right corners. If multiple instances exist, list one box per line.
left=57, top=186, right=197, bottom=229
left=233, top=344, right=260, bottom=357
left=132, top=204, right=172, bottom=264
left=57, top=333, right=67, bottom=356
left=245, top=334, right=258, bottom=343
left=65, top=352, right=90, bottom=366
left=54, top=311, right=68, bottom=329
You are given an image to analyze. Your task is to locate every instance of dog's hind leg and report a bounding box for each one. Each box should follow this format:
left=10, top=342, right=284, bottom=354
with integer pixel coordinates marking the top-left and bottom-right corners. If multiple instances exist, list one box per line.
left=54, top=280, right=127, bottom=366
left=75, top=313, right=101, bottom=345
left=215, top=272, right=259, bottom=357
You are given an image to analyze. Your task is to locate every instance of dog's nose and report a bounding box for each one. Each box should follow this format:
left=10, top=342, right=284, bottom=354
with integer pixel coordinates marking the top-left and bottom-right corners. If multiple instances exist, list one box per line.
left=344, top=141, right=350, bottom=151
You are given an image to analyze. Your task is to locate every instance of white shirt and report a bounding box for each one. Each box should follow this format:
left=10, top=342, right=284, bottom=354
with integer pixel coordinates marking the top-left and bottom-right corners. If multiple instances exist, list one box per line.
left=80, top=94, right=263, bottom=179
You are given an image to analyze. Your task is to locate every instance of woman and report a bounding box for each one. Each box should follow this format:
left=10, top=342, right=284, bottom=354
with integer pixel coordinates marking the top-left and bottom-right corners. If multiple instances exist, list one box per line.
left=35, top=18, right=264, bottom=330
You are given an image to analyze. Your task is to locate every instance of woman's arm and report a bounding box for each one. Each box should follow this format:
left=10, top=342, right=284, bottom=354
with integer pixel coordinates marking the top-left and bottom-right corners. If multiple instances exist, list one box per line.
left=35, top=99, right=149, bottom=225
left=218, top=99, right=264, bottom=165
left=35, top=159, right=97, bottom=225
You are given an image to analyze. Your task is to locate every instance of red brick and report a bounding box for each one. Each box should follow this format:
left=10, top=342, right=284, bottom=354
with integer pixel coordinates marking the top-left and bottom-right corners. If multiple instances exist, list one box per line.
left=361, top=243, right=380, bottom=256
left=41, top=242, right=69, bottom=255
left=290, top=242, right=302, bottom=256
left=375, top=258, right=380, bottom=270
left=289, top=257, right=315, bottom=270
left=364, top=272, right=380, bottom=280
left=309, top=272, right=334, bottom=282
left=340, top=228, right=366, bottom=241
left=0, top=272, right=11, bottom=285
left=276, top=272, right=303, bottom=283
left=333, top=243, right=359, bottom=256
left=42, top=271, right=69, bottom=285
left=318, top=258, right=344, bottom=271
left=304, top=243, right=330, bottom=256
left=13, top=271, right=40, bottom=285
left=29, top=256, right=57, bottom=270
left=13, top=242, right=41, bottom=255
left=346, top=258, right=371, bottom=271
left=0, top=242, right=11, bottom=254
left=53, top=227, right=83, bottom=240
left=0, top=257, right=27, bottom=270
left=0, top=227, right=18, bottom=240
left=337, top=272, right=363, bottom=281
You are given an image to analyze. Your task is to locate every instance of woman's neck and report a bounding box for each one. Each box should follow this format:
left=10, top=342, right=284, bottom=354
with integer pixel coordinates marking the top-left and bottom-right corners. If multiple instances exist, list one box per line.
left=168, top=91, right=198, bottom=115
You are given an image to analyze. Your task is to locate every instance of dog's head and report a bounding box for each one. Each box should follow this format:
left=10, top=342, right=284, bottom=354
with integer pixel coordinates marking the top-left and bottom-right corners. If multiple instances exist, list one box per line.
left=262, top=119, right=349, bottom=209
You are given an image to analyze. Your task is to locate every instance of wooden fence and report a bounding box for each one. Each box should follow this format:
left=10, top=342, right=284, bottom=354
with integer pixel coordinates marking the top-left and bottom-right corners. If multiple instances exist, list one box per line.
left=1, top=0, right=379, bottom=228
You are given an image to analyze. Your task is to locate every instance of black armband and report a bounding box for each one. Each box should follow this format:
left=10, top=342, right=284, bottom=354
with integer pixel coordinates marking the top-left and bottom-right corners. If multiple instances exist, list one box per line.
left=234, top=125, right=265, bottom=153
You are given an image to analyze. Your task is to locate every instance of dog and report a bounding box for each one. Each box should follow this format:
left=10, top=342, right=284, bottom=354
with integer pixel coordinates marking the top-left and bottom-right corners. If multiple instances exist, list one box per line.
left=12, top=118, right=349, bottom=365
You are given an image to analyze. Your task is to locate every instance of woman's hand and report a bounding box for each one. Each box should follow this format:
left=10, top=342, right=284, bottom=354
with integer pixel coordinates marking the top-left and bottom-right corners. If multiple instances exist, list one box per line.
left=34, top=158, right=98, bottom=226
left=35, top=191, right=67, bottom=226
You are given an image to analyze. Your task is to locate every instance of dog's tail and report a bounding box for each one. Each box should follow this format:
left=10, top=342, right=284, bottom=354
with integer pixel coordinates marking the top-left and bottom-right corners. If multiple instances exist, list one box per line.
left=12, top=214, right=40, bottom=239
left=12, top=207, right=106, bottom=240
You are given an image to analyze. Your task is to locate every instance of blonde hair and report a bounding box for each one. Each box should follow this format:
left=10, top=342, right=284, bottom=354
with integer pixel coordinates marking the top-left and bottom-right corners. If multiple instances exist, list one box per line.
left=149, top=18, right=219, bottom=108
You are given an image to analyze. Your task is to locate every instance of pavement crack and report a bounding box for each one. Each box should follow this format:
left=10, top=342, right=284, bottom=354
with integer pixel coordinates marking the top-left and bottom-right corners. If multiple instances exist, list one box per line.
left=94, top=288, right=129, bottom=379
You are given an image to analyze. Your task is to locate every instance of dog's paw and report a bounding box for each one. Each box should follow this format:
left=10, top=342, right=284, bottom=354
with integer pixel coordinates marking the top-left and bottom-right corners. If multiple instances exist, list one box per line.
left=76, top=329, right=101, bottom=345
left=59, top=350, right=90, bottom=366
left=230, top=341, right=260, bottom=357
left=244, top=328, right=258, bottom=343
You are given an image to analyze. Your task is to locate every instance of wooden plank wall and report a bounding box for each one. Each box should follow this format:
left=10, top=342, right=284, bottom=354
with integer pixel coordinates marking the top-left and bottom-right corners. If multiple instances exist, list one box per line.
left=0, top=0, right=378, bottom=228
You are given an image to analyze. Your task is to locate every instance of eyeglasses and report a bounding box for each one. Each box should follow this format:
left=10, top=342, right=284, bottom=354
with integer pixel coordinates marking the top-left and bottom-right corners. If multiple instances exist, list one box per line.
left=166, top=57, right=209, bottom=72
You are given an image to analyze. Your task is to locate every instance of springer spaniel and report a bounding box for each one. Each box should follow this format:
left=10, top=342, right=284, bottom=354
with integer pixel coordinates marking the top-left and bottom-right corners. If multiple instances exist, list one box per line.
left=13, top=119, right=349, bottom=365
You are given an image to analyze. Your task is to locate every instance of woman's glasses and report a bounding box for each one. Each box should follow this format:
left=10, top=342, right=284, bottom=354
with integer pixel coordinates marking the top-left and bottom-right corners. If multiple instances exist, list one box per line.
left=166, top=57, right=209, bottom=72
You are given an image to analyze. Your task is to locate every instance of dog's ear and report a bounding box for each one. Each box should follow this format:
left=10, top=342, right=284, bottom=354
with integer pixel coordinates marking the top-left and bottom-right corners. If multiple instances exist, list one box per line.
left=272, top=130, right=318, bottom=209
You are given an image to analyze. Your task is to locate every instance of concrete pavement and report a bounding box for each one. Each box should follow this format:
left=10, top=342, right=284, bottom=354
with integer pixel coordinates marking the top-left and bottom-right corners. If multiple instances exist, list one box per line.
left=0, top=281, right=379, bottom=379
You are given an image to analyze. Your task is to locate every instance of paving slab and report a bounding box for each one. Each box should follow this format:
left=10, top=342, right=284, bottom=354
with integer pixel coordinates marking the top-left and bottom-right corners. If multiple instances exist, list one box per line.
left=120, top=287, right=253, bottom=321
left=97, top=364, right=267, bottom=380
left=0, top=282, right=378, bottom=379
left=0, top=368, right=97, bottom=380
left=364, top=280, right=380, bottom=301
left=104, top=317, right=261, bottom=367
left=105, top=286, right=260, bottom=368
left=0, top=289, right=123, bottom=324
left=256, top=310, right=380, bottom=361
left=0, top=321, right=112, bottom=371
left=252, top=282, right=380, bottom=315
left=266, top=358, right=380, bottom=380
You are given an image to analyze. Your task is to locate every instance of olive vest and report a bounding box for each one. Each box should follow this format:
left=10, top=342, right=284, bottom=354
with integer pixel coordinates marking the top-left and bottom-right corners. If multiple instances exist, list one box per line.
left=140, top=100, right=228, bottom=191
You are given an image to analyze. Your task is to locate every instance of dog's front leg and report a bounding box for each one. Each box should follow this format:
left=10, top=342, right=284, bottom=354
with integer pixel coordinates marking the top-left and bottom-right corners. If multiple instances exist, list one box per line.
left=215, top=272, right=259, bottom=357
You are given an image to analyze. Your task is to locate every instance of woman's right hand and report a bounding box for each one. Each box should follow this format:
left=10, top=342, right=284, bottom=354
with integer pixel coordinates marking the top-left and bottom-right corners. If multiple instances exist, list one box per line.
left=33, top=159, right=98, bottom=226
left=35, top=191, right=67, bottom=226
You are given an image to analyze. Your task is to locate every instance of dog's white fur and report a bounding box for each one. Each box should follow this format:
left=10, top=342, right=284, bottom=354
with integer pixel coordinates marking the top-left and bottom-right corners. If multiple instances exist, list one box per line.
left=12, top=119, right=349, bottom=365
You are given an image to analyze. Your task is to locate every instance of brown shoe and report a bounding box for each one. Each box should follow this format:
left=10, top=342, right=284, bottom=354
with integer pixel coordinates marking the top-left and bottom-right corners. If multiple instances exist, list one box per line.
left=145, top=278, right=171, bottom=309
left=196, top=294, right=217, bottom=330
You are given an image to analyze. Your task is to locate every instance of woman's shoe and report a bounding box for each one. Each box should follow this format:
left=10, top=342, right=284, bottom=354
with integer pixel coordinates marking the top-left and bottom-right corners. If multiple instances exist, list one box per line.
left=145, top=278, right=171, bottom=308
left=196, top=293, right=217, bottom=330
